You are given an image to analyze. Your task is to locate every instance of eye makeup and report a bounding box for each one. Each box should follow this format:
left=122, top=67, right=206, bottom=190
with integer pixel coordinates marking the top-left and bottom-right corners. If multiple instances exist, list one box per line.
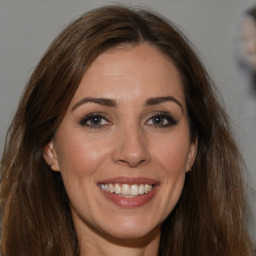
left=79, top=112, right=111, bottom=129
left=146, top=111, right=178, bottom=128
left=79, top=110, right=178, bottom=130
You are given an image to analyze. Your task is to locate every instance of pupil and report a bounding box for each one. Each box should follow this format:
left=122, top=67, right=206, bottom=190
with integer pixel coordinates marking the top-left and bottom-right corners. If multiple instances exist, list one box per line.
left=153, top=116, right=163, bottom=124
left=92, top=117, right=100, bottom=124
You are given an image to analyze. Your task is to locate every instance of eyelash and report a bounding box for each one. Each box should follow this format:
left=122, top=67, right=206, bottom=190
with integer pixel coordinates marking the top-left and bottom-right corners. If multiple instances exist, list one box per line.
left=147, top=112, right=178, bottom=128
left=79, top=113, right=110, bottom=129
left=79, top=112, right=178, bottom=129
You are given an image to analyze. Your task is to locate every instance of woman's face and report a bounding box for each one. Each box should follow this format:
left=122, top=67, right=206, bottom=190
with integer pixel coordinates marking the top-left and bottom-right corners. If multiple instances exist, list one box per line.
left=44, top=43, right=197, bottom=242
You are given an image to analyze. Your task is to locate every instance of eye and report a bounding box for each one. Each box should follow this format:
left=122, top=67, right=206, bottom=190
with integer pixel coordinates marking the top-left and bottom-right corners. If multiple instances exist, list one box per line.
left=79, top=113, right=110, bottom=128
left=146, top=112, right=178, bottom=128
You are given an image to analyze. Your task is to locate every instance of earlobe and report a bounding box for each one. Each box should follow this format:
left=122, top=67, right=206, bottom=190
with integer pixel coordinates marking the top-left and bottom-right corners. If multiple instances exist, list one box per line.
left=42, top=141, right=60, bottom=172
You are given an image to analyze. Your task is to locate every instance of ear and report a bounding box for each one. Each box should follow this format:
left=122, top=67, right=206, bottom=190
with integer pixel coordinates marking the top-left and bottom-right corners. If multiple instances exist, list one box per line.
left=185, top=137, right=198, bottom=173
left=42, top=140, right=61, bottom=172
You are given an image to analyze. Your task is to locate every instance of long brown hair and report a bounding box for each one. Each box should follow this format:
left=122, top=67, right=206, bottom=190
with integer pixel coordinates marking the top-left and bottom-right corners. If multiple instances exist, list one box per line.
left=0, top=5, right=254, bottom=256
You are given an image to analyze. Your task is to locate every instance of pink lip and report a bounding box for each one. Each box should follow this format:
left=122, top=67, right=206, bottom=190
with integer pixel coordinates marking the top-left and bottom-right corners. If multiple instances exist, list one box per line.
left=97, top=176, right=159, bottom=208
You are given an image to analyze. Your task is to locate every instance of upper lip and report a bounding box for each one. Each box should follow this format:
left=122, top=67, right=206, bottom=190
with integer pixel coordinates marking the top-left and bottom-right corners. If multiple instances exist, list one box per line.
left=97, top=176, right=159, bottom=185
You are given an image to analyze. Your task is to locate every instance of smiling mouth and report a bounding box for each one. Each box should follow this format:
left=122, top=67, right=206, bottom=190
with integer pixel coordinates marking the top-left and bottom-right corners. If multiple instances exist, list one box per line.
left=99, top=183, right=154, bottom=197
left=97, top=177, right=159, bottom=207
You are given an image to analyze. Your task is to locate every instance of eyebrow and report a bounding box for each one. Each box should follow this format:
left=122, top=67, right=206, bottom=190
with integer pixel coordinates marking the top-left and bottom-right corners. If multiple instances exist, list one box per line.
left=145, top=96, right=184, bottom=112
left=71, top=97, right=117, bottom=111
left=71, top=96, right=183, bottom=112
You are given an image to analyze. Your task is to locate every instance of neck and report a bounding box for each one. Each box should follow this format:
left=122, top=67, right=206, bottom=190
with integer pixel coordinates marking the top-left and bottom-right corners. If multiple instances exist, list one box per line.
left=78, top=224, right=161, bottom=256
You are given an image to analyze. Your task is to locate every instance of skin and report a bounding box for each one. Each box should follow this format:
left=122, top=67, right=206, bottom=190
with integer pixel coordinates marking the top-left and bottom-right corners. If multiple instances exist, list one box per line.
left=44, top=43, right=197, bottom=256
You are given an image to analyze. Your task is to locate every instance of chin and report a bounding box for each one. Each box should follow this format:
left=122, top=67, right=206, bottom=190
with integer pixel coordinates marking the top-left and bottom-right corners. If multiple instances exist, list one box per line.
left=100, top=222, right=161, bottom=245
left=105, top=215, right=161, bottom=240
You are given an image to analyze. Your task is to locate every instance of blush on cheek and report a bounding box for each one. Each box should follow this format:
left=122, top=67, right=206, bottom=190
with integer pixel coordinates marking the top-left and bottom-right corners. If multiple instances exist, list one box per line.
left=154, top=146, right=189, bottom=174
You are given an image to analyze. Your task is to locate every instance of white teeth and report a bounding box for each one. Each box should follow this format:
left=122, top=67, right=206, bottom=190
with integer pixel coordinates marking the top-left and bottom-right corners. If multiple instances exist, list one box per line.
left=105, top=184, right=109, bottom=192
left=114, top=184, right=121, bottom=194
left=100, top=183, right=154, bottom=197
left=121, top=184, right=130, bottom=195
left=130, top=184, right=139, bottom=196
left=138, top=184, right=144, bottom=195
left=145, top=184, right=153, bottom=193
left=109, top=184, right=115, bottom=193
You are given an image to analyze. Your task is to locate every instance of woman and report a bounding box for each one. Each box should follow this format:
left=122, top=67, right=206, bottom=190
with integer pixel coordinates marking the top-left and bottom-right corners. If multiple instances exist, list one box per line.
left=0, top=5, right=254, bottom=256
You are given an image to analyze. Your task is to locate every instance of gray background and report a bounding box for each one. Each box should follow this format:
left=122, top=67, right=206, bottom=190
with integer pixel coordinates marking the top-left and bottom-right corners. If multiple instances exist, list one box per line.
left=1, top=0, right=255, bottom=241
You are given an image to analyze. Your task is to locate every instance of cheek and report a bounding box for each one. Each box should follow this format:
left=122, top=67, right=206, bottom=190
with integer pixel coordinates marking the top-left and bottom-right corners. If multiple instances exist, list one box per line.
left=151, top=133, right=191, bottom=175
left=55, top=133, right=110, bottom=177
left=54, top=133, right=112, bottom=214
left=150, top=134, right=190, bottom=203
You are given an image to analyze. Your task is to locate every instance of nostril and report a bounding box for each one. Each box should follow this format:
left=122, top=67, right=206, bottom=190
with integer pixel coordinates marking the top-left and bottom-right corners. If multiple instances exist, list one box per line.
left=111, top=131, right=151, bottom=167
left=116, top=158, right=147, bottom=168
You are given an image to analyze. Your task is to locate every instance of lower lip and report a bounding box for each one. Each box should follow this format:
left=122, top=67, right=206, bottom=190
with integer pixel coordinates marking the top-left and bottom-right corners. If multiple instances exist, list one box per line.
left=99, top=186, right=158, bottom=208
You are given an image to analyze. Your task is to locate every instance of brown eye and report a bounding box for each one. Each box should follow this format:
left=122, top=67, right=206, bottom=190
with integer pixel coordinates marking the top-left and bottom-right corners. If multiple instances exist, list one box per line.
left=88, top=117, right=103, bottom=125
left=80, top=113, right=110, bottom=128
left=152, top=115, right=167, bottom=125
left=147, top=113, right=178, bottom=128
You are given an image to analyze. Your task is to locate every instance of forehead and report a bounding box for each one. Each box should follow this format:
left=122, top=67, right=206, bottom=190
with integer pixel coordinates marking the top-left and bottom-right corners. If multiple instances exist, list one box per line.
left=69, top=43, right=185, bottom=107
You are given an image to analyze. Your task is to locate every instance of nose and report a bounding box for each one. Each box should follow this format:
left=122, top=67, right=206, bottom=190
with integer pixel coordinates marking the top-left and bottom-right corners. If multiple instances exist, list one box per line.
left=112, top=126, right=151, bottom=168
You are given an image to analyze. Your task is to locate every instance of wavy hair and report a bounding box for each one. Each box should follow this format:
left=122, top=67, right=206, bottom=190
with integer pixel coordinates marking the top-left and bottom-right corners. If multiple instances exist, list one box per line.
left=0, top=5, right=254, bottom=256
